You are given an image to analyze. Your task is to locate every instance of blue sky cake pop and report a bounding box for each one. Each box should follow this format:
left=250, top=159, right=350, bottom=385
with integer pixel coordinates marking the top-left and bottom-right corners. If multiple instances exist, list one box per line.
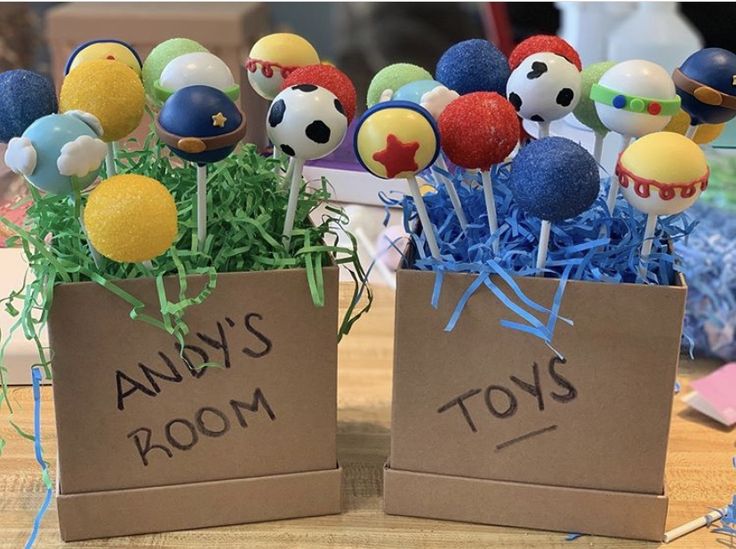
left=65, top=38, right=142, bottom=76
left=509, top=136, right=599, bottom=275
left=0, top=70, right=58, bottom=143
left=435, top=39, right=510, bottom=96
left=673, top=48, right=736, bottom=132
left=366, top=63, right=432, bottom=107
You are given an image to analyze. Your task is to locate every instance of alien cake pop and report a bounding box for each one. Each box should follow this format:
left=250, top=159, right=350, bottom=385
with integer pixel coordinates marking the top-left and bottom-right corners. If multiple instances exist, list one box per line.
left=142, top=38, right=208, bottom=103
left=246, top=33, right=320, bottom=101
left=573, top=61, right=616, bottom=162
left=267, top=84, right=348, bottom=247
left=65, top=39, right=142, bottom=76
left=354, top=101, right=441, bottom=260
left=590, top=60, right=680, bottom=212
left=509, top=137, right=600, bottom=275
left=366, top=63, right=433, bottom=107
left=615, top=132, right=708, bottom=280
left=673, top=48, right=736, bottom=136
left=435, top=39, right=510, bottom=96
left=156, top=85, right=246, bottom=251
left=0, top=70, right=58, bottom=144
left=155, top=52, right=240, bottom=102
left=439, top=92, right=520, bottom=250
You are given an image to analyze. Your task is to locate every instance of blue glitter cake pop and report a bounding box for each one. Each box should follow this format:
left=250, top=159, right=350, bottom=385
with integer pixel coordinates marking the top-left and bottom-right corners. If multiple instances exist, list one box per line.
left=435, top=39, right=510, bottom=96
left=0, top=70, right=58, bottom=143
left=510, top=136, right=599, bottom=223
left=674, top=47, right=736, bottom=126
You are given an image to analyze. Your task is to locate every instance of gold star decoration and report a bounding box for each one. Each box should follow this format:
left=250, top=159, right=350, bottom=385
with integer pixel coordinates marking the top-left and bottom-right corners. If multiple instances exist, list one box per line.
left=212, top=112, right=227, bottom=128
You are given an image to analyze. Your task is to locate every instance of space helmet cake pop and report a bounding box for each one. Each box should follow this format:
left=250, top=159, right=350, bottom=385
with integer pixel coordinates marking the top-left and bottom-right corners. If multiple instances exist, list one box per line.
left=155, top=52, right=240, bottom=102
left=673, top=47, right=736, bottom=130
left=436, top=39, right=510, bottom=96
left=142, top=38, right=209, bottom=103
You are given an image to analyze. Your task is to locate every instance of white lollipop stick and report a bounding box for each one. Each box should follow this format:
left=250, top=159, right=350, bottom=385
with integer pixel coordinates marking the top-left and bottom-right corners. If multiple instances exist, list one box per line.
left=593, top=132, right=605, bottom=165
left=105, top=143, right=116, bottom=177
left=538, top=121, right=551, bottom=138
left=434, top=154, right=468, bottom=230
left=638, top=212, right=658, bottom=280
left=406, top=174, right=441, bottom=260
left=282, top=158, right=306, bottom=249
left=196, top=164, right=207, bottom=251
left=662, top=507, right=728, bottom=543
left=685, top=125, right=697, bottom=139
left=606, top=134, right=633, bottom=213
left=536, top=219, right=551, bottom=277
left=480, top=169, right=500, bottom=254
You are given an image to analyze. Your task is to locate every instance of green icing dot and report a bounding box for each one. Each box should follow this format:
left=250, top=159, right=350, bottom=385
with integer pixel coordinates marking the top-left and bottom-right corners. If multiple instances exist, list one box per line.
left=366, top=63, right=432, bottom=108
left=573, top=60, right=616, bottom=135
left=142, top=38, right=208, bottom=104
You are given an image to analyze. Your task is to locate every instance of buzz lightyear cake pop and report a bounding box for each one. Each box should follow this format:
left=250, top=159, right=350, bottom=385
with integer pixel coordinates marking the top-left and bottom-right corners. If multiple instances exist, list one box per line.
left=142, top=38, right=208, bottom=103
left=155, top=52, right=240, bottom=102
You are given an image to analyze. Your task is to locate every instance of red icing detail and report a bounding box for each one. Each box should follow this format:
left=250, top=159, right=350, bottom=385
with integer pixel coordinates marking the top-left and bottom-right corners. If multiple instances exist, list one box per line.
left=509, top=35, right=582, bottom=71
left=106, top=55, right=116, bottom=60
left=647, top=102, right=662, bottom=115
left=438, top=92, right=520, bottom=170
left=244, top=58, right=298, bottom=79
left=282, top=64, right=357, bottom=123
left=372, top=134, right=420, bottom=178
left=615, top=155, right=709, bottom=201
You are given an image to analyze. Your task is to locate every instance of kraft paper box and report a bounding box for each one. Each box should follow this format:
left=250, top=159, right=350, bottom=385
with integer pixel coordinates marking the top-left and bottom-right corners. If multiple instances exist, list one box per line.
left=49, top=268, right=341, bottom=541
left=385, top=257, right=686, bottom=541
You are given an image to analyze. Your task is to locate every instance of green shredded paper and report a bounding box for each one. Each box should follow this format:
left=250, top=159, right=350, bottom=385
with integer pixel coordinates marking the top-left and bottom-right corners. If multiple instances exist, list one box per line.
left=0, top=126, right=372, bottom=452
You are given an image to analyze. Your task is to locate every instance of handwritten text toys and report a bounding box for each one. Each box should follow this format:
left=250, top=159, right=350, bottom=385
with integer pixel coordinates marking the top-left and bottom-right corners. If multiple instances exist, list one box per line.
left=673, top=48, right=736, bottom=137
left=267, top=84, right=347, bottom=248
left=246, top=33, right=320, bottom=101
left=366, top=64, right=432, bottom=107
left=509, top=137, right=600, bottom=276
left=4, top=112, right=108, bottom=265
left=354, top=101, right=441, bottom=260
left=65, top=39, right=142, bottom=77
left=142, top=38, right=208, bottom=104
left=615, top=132, right=708, bottom=280
left=84, top=174, right=178, bottom=264
left=155, top=52, right=240, bottom=103
left=438, top=92, right=520, bottom=251
left=573, top=61, right=616, bottom=163
left=435, top=39, right=510, bottom=95
left=590, top=60, right=680, bottom=213
left=155, top=85, right=247, bottom=252
left=0, top=70, right=58, bottom=143
left=59, top=58, right=145, bottom=177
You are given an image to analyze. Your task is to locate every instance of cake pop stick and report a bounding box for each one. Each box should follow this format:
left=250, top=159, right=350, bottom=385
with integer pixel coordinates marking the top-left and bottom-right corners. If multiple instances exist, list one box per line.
left=266, top=84, right=348, bottom=248
left=509, top=136, right=600, bottom=276
left=155, top=85, right=247, bottom=252
left=615, top=132, right=709, bottom=280
left=439, top=92, right=519, bottom=253
left=573, top=61, right=616, bottom=164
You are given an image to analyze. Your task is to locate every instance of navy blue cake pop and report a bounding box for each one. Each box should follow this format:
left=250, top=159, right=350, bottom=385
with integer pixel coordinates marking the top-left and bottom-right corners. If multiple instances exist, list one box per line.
left=0, top=70, right=58, bottom=143
left=510, top=136, right=599, bottom=223
left=155, top=85, right=246, bottom=165
left=674, top=47, right=736, bottom=126
left=435, top=39, right=510, bottom=96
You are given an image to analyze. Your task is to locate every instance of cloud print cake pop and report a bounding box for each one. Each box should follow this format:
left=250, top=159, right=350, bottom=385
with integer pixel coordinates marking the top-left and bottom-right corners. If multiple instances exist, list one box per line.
left=509, top=137, right=599, bottom=275
left=366, top=63, right=432, bottom=107
left=0, top=70, right=58, bottom=143
left=673, top=47, right=736, bottom=132
left=436, top=39, right=510, bottom=96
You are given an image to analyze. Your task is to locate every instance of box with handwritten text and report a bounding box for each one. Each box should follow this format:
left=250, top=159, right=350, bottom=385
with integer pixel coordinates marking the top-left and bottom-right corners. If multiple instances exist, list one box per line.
left=49, top=268, right=341, bottom=541
left=384, top=264, right=686, bottom=541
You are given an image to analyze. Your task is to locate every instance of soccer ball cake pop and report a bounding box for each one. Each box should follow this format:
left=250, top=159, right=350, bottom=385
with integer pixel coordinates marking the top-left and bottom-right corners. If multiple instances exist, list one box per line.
left=354, top=101, right=441, bottom=260
left=673, top=48, right=736, bottom=130
left=366, top=63, right=432, bottom=107
left=506, top=51, right=582, bottom=138
left=246, top=33, right=320, bottom=101
left=0, top=70, right=58, bottom=143
left=65, top=39, right=142, bottom=76
left=283, top=64, right=357, bottom=123
left=435, top=39, right=510, bottom=96
left=615, top=132, right=708, bottom=279
left=142, top=38, right=208, bottom=102
left=155, top=52, right=239, bottom=102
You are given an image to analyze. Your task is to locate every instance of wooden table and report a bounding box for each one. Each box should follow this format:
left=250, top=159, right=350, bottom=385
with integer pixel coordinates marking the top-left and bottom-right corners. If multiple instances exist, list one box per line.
left=1, top=285, right=734, bottom=547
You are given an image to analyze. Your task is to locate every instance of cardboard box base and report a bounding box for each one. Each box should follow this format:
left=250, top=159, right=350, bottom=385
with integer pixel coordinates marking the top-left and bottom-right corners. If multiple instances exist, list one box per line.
left=383, top=465, right=667, bottom=542
left=58, top=465, right=343, bottom=542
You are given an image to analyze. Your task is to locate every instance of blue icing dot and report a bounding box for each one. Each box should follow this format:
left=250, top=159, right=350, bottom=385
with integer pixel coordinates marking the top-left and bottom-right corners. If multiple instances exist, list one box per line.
left=0, top=70, right=58, bottom=144
left=435, top=39, right=510, bottom=95
left=509, top=136, right=600, bottom=223
left=612, top=94, right=627, bottom=109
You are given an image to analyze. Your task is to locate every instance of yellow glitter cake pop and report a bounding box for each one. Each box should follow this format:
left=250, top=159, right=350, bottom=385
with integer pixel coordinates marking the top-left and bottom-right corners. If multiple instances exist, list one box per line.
left=84, top=174, right=178, bottom=263
left=60, top=59, right=145, bottom=142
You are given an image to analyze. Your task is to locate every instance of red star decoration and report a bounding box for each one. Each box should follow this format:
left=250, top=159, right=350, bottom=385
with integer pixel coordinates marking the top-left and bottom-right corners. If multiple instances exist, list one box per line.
left=372, top=134, right=420, bottom=178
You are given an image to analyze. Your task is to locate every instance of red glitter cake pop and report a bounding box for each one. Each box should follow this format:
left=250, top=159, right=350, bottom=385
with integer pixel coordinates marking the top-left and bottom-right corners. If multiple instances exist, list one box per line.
left=282, top=64, right=357, bottom=123
left=509, top=35, right=582, bottom=71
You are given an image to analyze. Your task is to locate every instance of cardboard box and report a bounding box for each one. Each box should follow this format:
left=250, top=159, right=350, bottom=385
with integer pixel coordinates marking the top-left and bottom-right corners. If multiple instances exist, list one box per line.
left=385, top=257, right=686, bottom=541
left=49, top=268, right=341, bottom=541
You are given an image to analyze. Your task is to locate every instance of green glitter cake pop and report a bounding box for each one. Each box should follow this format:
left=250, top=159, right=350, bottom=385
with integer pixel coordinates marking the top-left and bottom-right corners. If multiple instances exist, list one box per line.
left=574, top=60, right=615, bottom=162
left=142, top=38, right=209, bottom=103
left=366, top=63, right=432, bottom=107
